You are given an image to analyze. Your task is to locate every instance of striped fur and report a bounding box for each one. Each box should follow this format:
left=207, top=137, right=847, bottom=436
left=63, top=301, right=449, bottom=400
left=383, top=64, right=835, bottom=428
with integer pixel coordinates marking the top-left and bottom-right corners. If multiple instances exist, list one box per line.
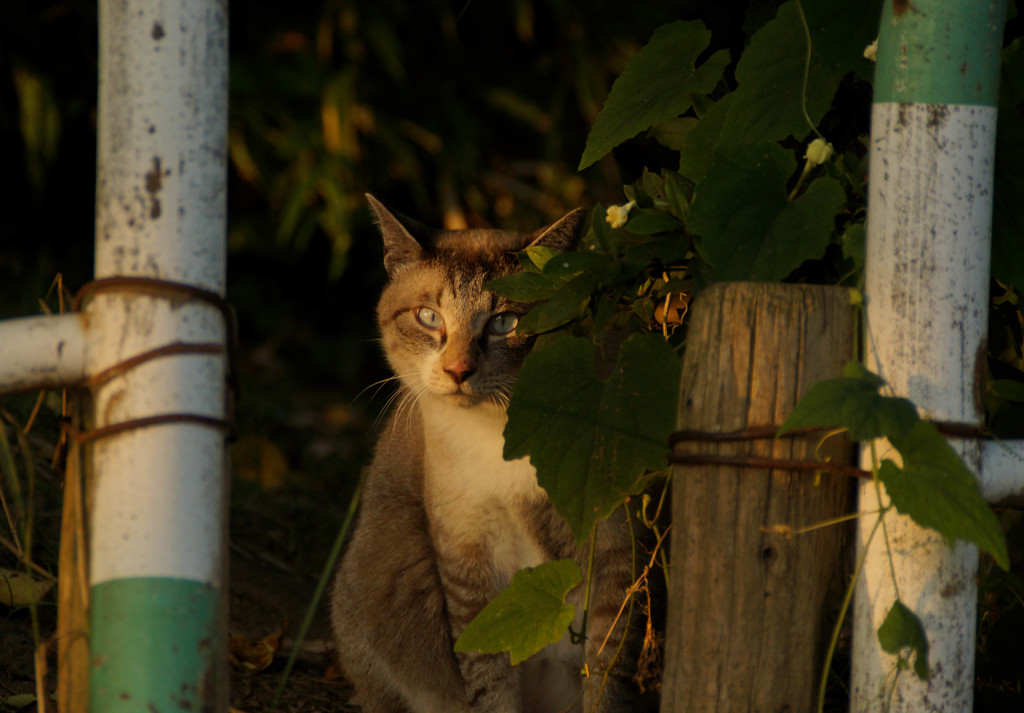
left=330, top=197, right=641, bottom=713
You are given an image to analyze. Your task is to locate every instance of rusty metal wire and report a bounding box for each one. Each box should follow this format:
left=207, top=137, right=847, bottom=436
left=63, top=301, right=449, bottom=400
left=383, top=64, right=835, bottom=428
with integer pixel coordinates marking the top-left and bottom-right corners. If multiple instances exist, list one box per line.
left=66, top=276, right=238, bottom=444
left=82, top=342, right=225, bottom=388
left=668, top=451, right=872, bottom=479
left=669, top=421, right=991, bottom=480
left=61, top=414, right=235, bottom=444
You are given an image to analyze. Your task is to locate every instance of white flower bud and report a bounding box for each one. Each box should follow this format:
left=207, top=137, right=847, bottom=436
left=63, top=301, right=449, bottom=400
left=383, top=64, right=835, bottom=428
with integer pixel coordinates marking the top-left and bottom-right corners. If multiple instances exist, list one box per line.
left=805, top=138, right=834, bottom=166
left=605, top=200, right=636, bottom=229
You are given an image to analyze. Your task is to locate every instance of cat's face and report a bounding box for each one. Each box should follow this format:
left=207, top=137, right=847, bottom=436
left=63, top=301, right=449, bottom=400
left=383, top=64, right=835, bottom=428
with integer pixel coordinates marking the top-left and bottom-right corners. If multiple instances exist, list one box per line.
left=368, top=195, right=583, bottom=410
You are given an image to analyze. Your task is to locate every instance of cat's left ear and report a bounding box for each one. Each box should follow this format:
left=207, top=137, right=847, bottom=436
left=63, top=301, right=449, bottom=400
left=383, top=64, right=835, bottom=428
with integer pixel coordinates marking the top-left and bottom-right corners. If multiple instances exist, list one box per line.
left=527, top=208, right=586, bottom=252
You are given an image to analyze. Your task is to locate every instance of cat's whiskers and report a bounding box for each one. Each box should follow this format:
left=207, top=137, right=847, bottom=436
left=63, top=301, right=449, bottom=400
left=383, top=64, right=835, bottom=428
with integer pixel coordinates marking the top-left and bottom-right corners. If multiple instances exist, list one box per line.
left=390, top=382, right=429, bottom=438
left=486, top=386, right=511, bottom=411
left=368, top=373, right=421, bottom=432
left=355, top=373, right=405, bottom=404
left=487, top=375, right=516, bottom=411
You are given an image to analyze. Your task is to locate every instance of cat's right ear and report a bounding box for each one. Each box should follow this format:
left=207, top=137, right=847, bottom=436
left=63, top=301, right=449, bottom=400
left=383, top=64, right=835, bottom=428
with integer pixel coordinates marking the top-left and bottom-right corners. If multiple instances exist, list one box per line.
left=366, top=194, right=429, bottom=275
left=526, top=207, right=586, bottom=253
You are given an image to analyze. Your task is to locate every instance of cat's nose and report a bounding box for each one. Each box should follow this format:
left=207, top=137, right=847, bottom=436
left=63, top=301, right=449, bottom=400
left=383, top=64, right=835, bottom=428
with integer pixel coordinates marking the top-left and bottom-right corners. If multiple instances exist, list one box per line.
left=443, top=360, right=476, bottom=385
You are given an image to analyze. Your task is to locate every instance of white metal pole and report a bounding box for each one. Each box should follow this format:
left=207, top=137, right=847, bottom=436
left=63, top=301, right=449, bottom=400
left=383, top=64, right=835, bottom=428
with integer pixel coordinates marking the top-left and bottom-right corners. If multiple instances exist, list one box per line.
left=0, top=313, right=87, bottom=392
left=87, top=0, right=229, bottom=710
left=853, top=1, right=1008, bottom=711
left=981, top=441, right=1024, bottom=503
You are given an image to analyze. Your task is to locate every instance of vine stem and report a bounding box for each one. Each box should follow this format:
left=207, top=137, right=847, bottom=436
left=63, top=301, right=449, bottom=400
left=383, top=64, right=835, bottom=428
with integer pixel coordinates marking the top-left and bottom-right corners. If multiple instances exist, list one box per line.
left=640, top=475, right=672, bottom=588
left=791, top=508, right=882, bottom=536
left=793, top=0, right=825, bottom=140
left=816, top=498, right=887, bottom=713
left=574, top=522, right=600, bottom=648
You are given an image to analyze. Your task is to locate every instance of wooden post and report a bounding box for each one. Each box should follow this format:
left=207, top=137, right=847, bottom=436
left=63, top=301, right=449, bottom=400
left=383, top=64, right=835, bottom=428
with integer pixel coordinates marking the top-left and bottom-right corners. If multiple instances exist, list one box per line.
left=662, top=282, right=855, bottom=713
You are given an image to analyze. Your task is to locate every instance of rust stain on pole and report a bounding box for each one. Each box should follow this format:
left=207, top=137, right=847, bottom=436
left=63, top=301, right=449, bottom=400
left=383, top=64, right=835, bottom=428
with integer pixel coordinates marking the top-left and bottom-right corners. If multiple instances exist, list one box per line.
left=145, top=156, right=163, bottom=219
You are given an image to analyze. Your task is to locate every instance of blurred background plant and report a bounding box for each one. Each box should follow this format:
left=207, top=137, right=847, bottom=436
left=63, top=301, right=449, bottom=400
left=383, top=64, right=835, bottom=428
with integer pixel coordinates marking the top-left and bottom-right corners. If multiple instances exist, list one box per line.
left=228, top=0, right=708, bottom=272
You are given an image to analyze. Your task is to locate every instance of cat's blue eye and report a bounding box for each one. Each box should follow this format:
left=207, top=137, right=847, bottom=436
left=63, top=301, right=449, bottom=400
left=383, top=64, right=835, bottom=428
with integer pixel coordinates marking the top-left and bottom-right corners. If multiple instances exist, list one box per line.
left=415, top=307, right=443, bottom=330
left=486, top=312, right=518, bottom=336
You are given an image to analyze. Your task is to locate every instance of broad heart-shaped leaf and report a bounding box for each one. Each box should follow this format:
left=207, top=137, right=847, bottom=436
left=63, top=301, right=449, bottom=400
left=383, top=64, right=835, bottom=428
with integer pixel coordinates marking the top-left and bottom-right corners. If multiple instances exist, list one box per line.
left=454, top=559, right=580, bottom=666
left=486, top=271, right=566, bottom=302
left=523, top=246, right=562, bottom=271
left=778, top=363, right=918, bottom=442
left=504, top=333, right=680, bottom=542
left=515, top=272, right=598, bottom=335
left=649, top=117, right=699, bottom=151
left=688, top=143, right=846, bottom=281
left=624, top=210, right=684, bottom=235
left=719, top=0, right=880, bottom=144
left=879, top=421, right=1010, bottom=570
left=542, top=250, right=614, bottom=278
left=677, top=94, right=734, bottom=183
left=579, top=21, right=729, bottom=170
left=877, top=600, right=930, bottom=681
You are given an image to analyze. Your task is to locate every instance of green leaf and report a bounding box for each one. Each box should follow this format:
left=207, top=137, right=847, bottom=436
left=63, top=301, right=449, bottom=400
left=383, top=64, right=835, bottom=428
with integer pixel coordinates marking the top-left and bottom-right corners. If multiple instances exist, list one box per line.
left=879, top=421, right=1010, bottom=570
left=579, top=21, right=729, bottom=170
left=719, top=0, right=880, bottom=144
left=688, top=143, right=846, bottom=281
left=663, top=170, right=692, bottom=221
left=678, top=93, right=734, bottom=183
left=782, top=363, right=1009, bottom=568
left=486, top=271, right=565, bottom=302
left=625, top=210, right=685, bottom=235
left=523, top=246, right=562, bottom=271
left=515, top=273, right=598, bottom=335
left=504, top=334, right=680, bottom=542
left=541, top=251, right=613, bottom=278
left=877, top=600, right=930, bottom=681
left=778, top=363, right=918, bottom=442
left=842, top=360, right=886, bottom=387
left=636, top=170, right=666, bottom=207
left=648, top=117, right=699, bottom=151
left=841, top=222, right=867, bottom=272
left=454, top=559, right=580, bottom=665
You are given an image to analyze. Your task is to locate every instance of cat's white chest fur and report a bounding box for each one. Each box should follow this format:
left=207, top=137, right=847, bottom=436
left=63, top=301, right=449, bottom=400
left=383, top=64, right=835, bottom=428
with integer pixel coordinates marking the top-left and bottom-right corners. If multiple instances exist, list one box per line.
left=419, top=399, right=547, bottom=582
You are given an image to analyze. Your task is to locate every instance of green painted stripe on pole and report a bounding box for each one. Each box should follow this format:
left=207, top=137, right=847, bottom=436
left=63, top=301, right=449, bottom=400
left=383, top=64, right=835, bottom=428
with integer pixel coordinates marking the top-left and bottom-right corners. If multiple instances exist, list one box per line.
left=90, top=577, right=222, bottom=712
left=874, top=0, right=1008, bottom=106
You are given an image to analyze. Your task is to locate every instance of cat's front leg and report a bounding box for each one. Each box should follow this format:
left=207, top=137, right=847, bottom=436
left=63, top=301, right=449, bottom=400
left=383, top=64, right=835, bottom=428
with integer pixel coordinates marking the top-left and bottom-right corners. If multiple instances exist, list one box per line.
left=578, top=515, right=642, bottom=713
left=439, top=554, right=522, bottom=712
left=456, top=650, right=522, bottom=712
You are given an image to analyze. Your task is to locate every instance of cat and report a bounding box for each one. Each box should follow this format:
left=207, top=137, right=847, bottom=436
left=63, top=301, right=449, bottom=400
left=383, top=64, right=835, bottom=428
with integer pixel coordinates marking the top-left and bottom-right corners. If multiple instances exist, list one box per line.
left=330, top=195, right=641, bottom=713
